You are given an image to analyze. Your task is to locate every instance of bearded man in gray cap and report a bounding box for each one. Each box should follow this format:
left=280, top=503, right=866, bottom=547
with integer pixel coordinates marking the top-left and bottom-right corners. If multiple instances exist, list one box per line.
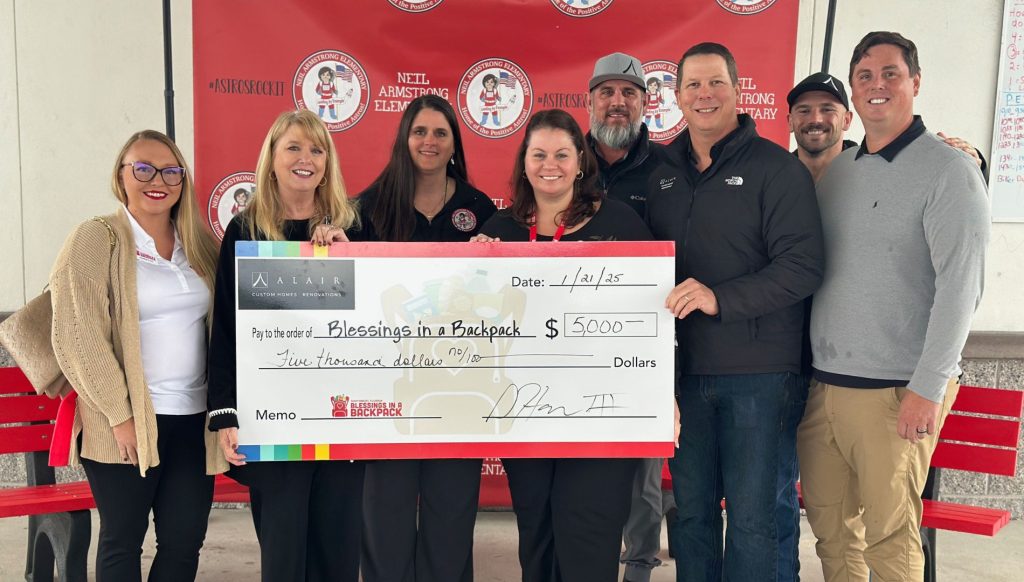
left=584, top=52, right=676, bottom=582
left=586, top=52, right=669, bottom=218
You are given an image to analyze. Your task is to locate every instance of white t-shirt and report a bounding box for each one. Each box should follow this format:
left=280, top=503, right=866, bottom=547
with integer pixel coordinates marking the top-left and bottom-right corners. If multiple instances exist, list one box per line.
left=126, top=208, right=210, bottom=415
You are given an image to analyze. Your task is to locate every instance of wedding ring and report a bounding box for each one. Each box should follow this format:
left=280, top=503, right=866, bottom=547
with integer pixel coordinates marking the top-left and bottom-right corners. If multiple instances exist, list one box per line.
left=915, top=428, right=928, bottom=434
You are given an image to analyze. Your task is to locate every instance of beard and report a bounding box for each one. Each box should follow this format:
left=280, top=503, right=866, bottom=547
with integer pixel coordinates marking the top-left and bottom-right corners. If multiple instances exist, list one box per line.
left=590, top=110, right=642, bottom=150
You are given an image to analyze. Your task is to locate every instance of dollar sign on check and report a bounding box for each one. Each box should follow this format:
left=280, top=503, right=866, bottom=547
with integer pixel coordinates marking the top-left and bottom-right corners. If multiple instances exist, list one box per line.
left=545, top=317, right=559, bottom=339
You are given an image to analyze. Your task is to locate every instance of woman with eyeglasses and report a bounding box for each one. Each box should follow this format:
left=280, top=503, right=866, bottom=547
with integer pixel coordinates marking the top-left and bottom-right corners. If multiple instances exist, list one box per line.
left=49, top=130, right=224, bottom=581
left=207, top=109, right=363, bottom=581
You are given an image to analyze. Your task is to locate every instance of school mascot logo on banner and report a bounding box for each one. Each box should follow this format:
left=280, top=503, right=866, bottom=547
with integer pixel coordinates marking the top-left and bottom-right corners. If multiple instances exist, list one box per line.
left=549, top=0, right=614, bottom=18
left=387, top=0, right=445, bottom=13
left=641, top=60, right=685, bottom=142
left=208, top=171, right=257, bottom=240
left=717, top=0, right=776, bottom=14
left=292, top=49, right=370, bottom=133
left=458, top=58, right=533, bottom=139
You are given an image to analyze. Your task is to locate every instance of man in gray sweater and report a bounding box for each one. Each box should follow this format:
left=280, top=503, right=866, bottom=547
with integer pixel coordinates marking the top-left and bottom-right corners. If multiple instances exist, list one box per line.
left=797, top=31, right=990, bottom=582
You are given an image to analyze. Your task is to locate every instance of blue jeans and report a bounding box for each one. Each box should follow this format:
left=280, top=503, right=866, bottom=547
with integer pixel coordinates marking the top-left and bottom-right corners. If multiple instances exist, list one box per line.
left=668, top=372, right=803, bottom=582
left=777, top=376, right=809, bottom=582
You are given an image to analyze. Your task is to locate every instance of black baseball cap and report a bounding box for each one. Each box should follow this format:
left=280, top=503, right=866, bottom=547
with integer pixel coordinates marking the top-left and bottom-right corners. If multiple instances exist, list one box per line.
left=787, top=73, right=849, bottom=110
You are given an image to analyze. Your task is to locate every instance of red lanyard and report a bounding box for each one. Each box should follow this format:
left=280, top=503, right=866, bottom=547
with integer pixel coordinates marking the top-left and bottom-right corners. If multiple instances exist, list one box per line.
left=529, top=216, right=566, bottom=242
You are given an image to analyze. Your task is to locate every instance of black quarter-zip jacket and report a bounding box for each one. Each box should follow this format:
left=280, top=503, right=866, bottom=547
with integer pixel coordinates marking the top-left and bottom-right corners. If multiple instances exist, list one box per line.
left=646, top=114, right=824, bottom=376
left=588, top=123, right=668, bottom=217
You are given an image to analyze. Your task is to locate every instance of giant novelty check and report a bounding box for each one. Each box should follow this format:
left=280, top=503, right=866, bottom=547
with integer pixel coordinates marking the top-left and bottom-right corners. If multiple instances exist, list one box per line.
left=234, top=241, right=676, bottom=461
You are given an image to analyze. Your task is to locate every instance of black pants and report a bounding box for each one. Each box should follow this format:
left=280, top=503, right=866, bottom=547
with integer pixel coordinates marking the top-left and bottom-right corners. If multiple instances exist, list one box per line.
left=228, top=459, right=364, bottom=581
left=502, top=457, right=638, bottom=582
left=362, top=458, right=482, bottom=582
left=81, top=413, right=214, bottom=582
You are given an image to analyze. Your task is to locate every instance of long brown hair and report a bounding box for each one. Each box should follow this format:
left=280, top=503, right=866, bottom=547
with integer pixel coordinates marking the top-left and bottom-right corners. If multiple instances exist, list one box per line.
left=367, top=95, right=469, bottom=241
left=509, top=109, right=601, bottom=228
left=247, top=109, right=359, bottom=241
left=110, top=130, right=219, bottom=285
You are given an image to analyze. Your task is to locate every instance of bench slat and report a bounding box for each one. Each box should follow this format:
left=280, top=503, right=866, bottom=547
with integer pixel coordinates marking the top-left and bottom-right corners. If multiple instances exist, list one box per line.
left=792, top=485, right=1010, bottom=536
left=954, top=385, right=1024, bottom=417
left=0, top=476, right=249, bottom=518
left=940, top=414, right=1021, bottom=448
left=920, top=499, right=1011, bottom=536
left=930, top=441, right=1017, bottom=476
left=0, top=395, right=59, bottom=424
left=0, top=424, right=53, bottom=455
left=0, top=367, right=35, bottom=395
left=0, top=482, right=94, bottom=518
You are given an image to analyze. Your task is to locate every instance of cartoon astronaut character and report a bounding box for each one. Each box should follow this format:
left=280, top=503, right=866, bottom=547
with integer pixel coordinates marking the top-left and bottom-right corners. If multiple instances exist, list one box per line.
left=316, top=66, right=339, bottom=120
left=479, top=74, right=502, bottom=127
left=644, top=77, right=666, bottom=129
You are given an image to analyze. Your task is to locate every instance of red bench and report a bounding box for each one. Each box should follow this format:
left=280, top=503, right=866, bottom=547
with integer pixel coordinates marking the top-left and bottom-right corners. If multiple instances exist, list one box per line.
left=0, top=367, right=249, bottom=582
left=659, top=384, right=1023, bottom=582
left=918, top=384, right=1023, bottom=581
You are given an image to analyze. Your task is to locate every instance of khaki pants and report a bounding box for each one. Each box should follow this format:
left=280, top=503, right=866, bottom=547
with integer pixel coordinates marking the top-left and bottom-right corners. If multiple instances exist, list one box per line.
left=796, top=379, right=958, bottom=582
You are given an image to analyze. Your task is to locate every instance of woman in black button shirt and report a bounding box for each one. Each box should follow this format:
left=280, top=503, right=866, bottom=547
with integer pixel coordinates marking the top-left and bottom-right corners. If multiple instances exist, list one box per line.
left=357, top=94, right=495, bottom=582
left=356, top=94, right=496, bottom=243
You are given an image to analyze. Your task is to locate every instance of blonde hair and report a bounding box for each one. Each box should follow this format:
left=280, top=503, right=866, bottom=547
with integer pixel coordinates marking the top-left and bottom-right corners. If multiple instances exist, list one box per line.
left=111, top=130, right=219, bottom=287
left=248, top=109, right=359, bottom=241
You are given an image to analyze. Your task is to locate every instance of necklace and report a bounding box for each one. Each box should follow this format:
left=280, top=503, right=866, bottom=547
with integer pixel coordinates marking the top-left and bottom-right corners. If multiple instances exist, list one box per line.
left=422, top=178, right=449, bottom=222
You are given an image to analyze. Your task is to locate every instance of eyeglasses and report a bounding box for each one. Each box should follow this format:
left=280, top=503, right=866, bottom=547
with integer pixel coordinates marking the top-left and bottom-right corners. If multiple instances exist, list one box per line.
left=122, top=161, right=186, bottom=186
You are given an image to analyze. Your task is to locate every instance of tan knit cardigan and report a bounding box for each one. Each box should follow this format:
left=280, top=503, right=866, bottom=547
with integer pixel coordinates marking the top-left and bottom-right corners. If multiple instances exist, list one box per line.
left=49, top=208, right=229, bottom=476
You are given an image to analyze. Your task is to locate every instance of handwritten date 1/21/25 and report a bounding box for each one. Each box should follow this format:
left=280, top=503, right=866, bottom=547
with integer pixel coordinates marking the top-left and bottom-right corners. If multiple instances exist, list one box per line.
left=555, top=267, right=622, bottom=291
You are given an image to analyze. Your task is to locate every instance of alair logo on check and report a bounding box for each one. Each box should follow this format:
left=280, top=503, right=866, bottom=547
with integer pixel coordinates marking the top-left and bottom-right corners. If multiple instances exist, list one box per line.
left=237, top=258, right=355, bottom=310
left=725, top=176, right=744, bottom=186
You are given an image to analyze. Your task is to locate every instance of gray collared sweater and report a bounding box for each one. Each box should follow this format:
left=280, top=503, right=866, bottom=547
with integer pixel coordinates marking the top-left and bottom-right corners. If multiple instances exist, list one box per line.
left=811, top=129, right=990, bottom=403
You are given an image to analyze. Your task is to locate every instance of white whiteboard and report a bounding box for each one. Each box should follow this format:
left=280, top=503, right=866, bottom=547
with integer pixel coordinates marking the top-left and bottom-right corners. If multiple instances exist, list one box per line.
left=990, top=0, right=1024, bottom=221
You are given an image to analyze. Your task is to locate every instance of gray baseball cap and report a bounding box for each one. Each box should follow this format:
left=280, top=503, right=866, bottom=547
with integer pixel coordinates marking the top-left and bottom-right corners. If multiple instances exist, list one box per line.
left=589, top=52, right=646, bottom=92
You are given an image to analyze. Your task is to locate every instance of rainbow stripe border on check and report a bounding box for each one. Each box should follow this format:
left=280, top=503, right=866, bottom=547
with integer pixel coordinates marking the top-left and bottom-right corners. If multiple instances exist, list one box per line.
left=237, top=444, right=334, bottom=461
left=235, top=240, right=331, bottom=258
left=235, top=442, right=674, bottom=460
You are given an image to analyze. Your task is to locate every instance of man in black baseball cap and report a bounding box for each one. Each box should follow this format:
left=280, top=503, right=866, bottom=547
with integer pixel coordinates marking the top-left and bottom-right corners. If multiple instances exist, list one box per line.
left=788, top=72, right=984, bottom=182
left=787, top=72, right=856, bottom=182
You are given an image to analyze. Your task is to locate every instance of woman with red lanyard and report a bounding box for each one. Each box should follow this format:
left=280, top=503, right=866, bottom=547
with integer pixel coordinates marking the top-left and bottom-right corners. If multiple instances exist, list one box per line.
left=472, top=108, right=650, bottom=582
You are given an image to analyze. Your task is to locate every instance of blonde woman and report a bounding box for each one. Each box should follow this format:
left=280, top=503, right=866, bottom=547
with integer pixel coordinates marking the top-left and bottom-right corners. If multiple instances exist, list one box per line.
left=207, top=109, right=361, bottom=581
left=50, top=129, right=224, bottom=581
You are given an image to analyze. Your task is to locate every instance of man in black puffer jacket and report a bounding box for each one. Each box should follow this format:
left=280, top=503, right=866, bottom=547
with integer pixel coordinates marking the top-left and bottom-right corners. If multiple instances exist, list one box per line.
left=646, top=42, right=824, bottom=582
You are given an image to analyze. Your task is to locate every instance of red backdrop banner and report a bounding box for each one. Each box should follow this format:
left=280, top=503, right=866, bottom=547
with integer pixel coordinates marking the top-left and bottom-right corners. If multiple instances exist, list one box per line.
left=194, top=0, right=798, bottom=238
